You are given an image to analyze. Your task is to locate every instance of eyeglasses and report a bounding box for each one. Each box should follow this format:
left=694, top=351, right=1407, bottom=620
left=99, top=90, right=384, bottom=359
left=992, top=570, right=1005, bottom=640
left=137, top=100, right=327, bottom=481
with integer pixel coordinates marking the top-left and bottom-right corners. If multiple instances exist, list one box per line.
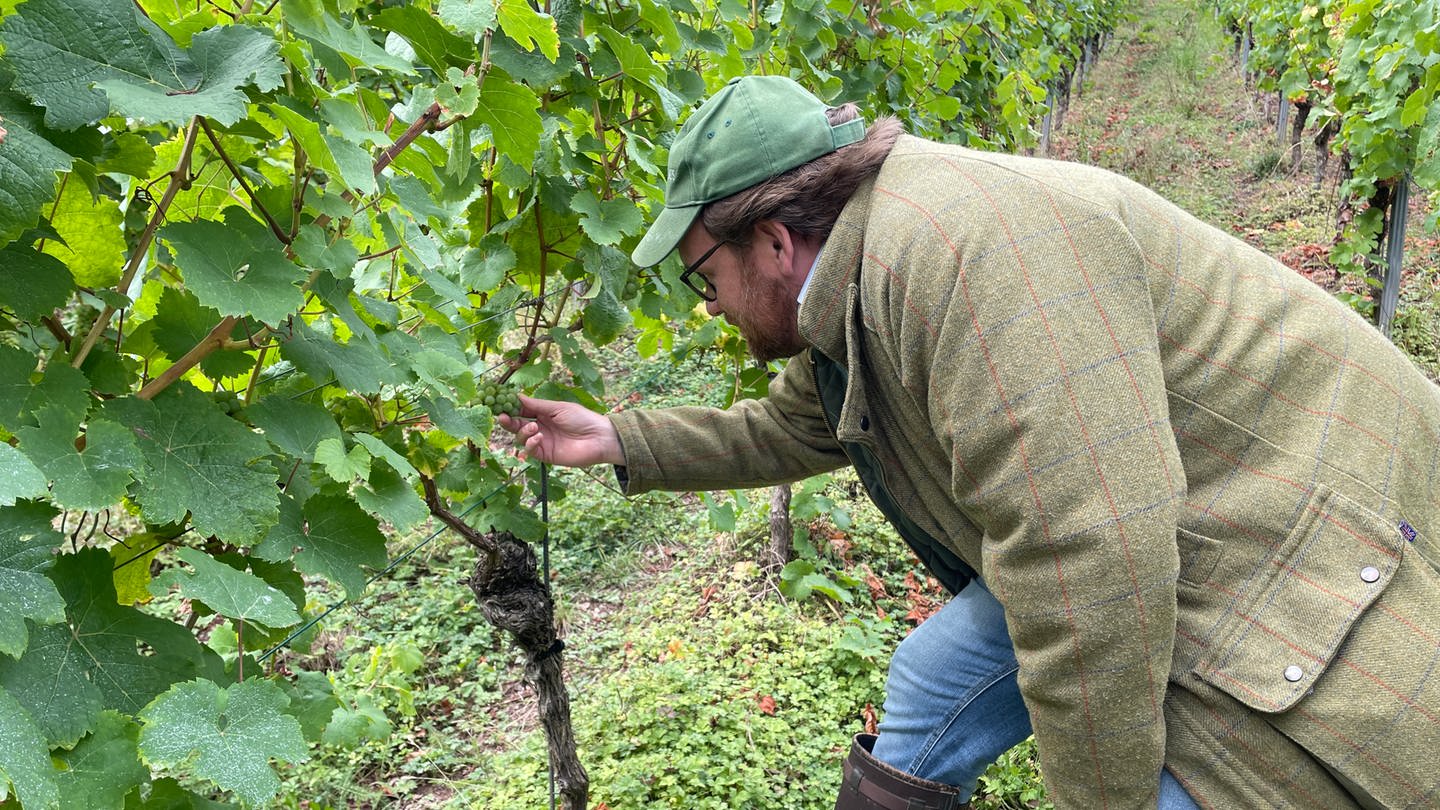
left=679, top=240, right=728, bottom=302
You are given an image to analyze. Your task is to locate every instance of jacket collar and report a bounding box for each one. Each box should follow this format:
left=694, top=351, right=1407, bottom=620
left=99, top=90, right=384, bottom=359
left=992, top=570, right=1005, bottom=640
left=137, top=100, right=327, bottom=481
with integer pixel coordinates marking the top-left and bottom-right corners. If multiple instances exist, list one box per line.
left=797, top=176, right=874, bottom=360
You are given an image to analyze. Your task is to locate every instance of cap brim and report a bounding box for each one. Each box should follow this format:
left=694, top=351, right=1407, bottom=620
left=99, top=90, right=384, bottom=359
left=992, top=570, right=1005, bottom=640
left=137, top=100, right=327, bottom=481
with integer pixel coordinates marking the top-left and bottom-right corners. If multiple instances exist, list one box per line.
left=631, top=204, right=701, bottom=268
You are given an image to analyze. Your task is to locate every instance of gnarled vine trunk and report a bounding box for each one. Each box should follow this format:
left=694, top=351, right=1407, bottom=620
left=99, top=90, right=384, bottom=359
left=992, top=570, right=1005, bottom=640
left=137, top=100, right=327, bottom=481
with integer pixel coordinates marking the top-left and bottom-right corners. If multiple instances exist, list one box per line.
left=469, top=533, right=589, bottom=810
left=423, top=478, right=588, bottom=809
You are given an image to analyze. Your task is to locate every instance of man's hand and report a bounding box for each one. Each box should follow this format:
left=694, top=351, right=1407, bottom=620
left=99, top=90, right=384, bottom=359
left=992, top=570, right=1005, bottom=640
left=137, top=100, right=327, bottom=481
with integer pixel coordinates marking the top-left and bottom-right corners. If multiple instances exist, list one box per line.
left=497, top=394, right=625, bottom=468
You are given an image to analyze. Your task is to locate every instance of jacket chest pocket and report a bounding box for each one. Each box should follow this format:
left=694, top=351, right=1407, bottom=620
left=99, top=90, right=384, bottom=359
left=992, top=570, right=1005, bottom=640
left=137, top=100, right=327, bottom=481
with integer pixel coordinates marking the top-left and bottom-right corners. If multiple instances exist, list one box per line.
left=1195, top=485, right=1440, bottom=807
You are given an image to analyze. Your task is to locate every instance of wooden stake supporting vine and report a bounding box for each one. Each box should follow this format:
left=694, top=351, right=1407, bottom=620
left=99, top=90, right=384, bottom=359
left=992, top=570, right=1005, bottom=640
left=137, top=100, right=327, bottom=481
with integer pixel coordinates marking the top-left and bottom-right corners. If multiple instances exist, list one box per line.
left=421, top=477, right=589, bottom=810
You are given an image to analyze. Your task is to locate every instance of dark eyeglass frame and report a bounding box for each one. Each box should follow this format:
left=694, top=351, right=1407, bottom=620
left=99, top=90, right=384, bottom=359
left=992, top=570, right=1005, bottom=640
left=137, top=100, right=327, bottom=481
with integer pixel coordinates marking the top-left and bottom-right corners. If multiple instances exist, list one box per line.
left=679, top=240, right=729, bottom=302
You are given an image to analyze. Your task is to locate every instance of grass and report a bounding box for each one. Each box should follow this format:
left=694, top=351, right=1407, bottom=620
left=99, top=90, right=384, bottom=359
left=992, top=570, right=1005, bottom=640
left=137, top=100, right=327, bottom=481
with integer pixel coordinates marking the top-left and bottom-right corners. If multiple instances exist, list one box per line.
left=273, top=0, right=1439, bottom=807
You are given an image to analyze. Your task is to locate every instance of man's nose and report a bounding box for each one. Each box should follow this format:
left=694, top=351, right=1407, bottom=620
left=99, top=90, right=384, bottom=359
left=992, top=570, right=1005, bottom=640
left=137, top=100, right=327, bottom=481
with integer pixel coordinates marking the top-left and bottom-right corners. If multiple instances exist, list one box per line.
left=705, top=299, right=722, bottom=317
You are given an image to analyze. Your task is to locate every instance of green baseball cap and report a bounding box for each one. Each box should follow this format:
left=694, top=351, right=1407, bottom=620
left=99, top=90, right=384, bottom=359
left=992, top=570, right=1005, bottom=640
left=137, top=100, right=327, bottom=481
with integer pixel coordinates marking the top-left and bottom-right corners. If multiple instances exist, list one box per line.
left=630, top=76, right=866, bottom=268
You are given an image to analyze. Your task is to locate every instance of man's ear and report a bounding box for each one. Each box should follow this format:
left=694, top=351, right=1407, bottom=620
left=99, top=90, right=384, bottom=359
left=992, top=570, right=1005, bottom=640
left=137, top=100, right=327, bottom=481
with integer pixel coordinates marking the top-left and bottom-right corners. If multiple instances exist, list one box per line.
left=751, top=219, right=794, bottom=264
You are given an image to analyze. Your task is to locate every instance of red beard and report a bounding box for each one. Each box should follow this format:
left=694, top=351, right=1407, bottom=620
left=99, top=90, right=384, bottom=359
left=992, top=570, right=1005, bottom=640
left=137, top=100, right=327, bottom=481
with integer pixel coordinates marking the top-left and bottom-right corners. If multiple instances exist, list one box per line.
left=732, top=253, right=807, bottom=362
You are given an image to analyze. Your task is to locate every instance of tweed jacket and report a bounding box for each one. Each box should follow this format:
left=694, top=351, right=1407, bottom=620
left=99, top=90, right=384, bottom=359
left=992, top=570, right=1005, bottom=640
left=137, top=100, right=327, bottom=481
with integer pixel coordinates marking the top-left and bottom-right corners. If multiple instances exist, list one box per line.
left=610, top=135, right=1440, bottom=809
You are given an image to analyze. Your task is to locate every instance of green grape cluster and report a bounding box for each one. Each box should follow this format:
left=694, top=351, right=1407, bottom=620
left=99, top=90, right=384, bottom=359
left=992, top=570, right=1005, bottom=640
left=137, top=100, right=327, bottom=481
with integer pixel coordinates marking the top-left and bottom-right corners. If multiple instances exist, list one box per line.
left=481, top=381, right=522, bottom=416
left=623, top=274, right=641, bottom=299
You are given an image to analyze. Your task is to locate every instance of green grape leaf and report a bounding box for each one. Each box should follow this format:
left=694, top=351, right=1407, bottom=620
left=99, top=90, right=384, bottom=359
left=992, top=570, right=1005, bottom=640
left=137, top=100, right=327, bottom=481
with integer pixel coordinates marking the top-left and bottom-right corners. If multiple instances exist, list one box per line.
left=97, top=25, right=282, bottom=126
left=95, top=132, right=156, bottom=178
left=352, top=433, right=419, bottom=481
left=0, top=89, right=72, bottom=245
left=408, top=348, right=472, bottom=394
left=145, top=288, right=254, bottom=380
left=0, top=501, right=65, bottom=659
left=137, top=678, right=307, bottom=807
left=0, top=242, right=75, bottom=324
left=161, top=216, right=304, bottom=326
left=321, top=698, right=391, bottom=746
left=582, top=287, right=632, bottom=346
left=423, top=396, right=493, bottom=444
left=100, top=385, right=279, bottom=545
left=578, top=241, right=631, bottom=295
left=279, top=317, right=403, bottom=395
left=1415, top=104, right=1440, bottom=190
left=595, top=24, right=665, bottom=88
left=256, top=493, right=387, bottom=600
left=497, top=0, right=559, bottom=60
left=0, top=685, right=58, bottom=810
left=268, top=105, right=348, bottom=193
left=459, top=235, right=517, bottom=291
left=15, top=410, right=140, bottom=512
left=282, top=0, right=412, bottom=71
left=0, top=345, right=92, bottom=432
left=385, top=173, right=450, bottom=224
left=124, top=777, right=237, bottom=809
left=481, top=499, right=545, bottom=540
left=570, top=189, right=642, bottom=246
left=150, top=549, right=301, bottom=628
left=313, top=437, right=371, bottom=483
left=372, top=6, right=472, bottom=74
left=437, top=66, right=480, bottom=116
left=472, top=77, right=542, bottom=167
left=0, top=444, right=48, bottom=507
left=284, top=670, right=341, bottom=743
left=39, top=175, right=126, bottom=289
left=292, top=224, right=360, bottom=278
left=0, top=0, right=180, bottom=128
left=0, top=549, right=216, bottom=747
left=489, top=30, right=572, bottom=88
left=438, top=0, right=497, bottom=41
left=247, top=397, right=342, bottom=461
left=354, top=462, right=427, bottom=531
left=54, top=711, right=147, bottom=810
left=0, top=1, right=278, bottom=129
left=322, top=132, right=377, bottom=196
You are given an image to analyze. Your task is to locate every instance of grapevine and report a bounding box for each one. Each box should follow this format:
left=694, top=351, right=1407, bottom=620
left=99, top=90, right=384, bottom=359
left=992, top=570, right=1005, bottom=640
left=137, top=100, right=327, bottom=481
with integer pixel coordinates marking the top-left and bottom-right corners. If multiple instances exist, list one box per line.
left=1219, top=0, right=1440, bottom=324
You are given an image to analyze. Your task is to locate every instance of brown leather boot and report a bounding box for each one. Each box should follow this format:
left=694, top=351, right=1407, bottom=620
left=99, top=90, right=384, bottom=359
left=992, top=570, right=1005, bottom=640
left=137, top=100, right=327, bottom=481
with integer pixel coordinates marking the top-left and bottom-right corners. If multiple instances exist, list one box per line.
left=833, top=733, right=969, bottom=810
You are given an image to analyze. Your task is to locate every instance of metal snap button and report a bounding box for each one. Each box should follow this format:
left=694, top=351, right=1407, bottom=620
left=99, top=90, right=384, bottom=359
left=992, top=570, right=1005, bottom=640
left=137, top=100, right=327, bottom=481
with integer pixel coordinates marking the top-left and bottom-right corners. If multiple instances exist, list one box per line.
left=1283, top=665, right=1304, bottom=682
left=1360, top=566, right=1381, bottom=583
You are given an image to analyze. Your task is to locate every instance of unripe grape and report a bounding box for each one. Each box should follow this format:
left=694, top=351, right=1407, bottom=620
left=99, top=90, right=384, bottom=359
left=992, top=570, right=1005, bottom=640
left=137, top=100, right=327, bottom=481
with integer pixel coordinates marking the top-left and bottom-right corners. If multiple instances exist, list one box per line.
left=478, top=379, right=523, bottom=416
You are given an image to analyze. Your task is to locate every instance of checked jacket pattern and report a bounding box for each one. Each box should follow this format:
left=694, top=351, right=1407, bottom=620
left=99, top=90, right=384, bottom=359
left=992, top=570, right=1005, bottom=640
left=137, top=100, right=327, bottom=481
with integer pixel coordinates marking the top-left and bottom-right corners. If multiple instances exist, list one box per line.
left=610, top=135, right=1440, bottom=809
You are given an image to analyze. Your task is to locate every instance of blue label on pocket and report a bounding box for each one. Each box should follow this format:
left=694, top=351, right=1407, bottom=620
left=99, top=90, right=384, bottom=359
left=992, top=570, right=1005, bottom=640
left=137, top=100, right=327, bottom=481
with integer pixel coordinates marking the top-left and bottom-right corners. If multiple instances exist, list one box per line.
left=1400, top=520, right=1418, bottom=543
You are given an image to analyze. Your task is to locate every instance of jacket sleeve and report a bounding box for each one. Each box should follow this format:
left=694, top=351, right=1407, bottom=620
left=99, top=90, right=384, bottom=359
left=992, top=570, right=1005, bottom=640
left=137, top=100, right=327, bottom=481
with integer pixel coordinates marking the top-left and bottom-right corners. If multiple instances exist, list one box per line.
left=607, top=349, right=849, bottom=495
left=896, top=210, right=1185, bottom=808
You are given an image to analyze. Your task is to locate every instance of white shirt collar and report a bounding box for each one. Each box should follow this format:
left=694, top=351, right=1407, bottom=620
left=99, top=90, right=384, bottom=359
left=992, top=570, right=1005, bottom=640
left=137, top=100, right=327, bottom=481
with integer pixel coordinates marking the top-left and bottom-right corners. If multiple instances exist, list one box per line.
left=796, top=244, right=825, bottom=304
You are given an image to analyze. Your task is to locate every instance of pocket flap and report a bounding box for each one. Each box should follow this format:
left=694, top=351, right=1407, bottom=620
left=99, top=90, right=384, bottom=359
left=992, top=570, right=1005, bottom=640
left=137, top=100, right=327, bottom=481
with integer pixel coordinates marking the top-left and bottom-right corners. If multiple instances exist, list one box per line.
left=1196, top=486, right=1404, bottom=712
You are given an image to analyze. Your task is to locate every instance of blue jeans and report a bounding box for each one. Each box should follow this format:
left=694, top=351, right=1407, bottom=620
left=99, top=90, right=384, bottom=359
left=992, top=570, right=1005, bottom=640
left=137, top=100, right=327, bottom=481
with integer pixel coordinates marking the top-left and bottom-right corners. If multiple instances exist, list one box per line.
left=871, top=580, right=1199, bottom=808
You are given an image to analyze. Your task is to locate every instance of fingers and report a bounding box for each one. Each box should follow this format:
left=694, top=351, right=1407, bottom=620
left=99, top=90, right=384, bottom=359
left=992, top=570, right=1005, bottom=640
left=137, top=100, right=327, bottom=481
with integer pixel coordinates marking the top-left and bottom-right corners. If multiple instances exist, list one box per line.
left=517, top=393, right=545, bottom=419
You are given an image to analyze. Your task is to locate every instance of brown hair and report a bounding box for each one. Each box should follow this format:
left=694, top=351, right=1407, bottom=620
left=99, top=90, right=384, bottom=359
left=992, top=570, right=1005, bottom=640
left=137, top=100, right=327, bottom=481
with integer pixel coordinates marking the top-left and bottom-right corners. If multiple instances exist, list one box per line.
left=699, top=104, right=903, bottom=246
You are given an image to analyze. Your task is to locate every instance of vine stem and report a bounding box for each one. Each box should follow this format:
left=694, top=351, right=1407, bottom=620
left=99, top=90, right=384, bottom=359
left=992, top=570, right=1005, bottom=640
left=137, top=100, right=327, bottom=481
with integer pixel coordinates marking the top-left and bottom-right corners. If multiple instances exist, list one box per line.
left=72, top=119, right=202, bottom=369
left=201, top=119, right=290, bottom=244
left=420, top=476, right=499, bottom=565
left=137, top=316, right=238, bottom=400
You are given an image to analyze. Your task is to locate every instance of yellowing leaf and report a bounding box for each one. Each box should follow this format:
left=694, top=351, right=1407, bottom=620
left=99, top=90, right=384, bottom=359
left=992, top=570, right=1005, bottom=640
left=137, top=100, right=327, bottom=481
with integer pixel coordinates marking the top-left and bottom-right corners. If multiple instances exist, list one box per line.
left=110, top=540, right=163, bottom=606
left=41, top=180, right=125, bottom=288
left=496, top=0, right=558, bottom=61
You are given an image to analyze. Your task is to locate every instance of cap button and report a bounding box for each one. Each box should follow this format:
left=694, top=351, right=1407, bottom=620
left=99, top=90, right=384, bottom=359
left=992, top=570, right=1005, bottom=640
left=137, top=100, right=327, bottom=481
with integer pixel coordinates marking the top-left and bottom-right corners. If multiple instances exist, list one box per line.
left=1283, top=665, right=1304, bottom=682
left=859, top=415, right=870, bottom=431
left=1360, top=566, right=1381, bottom=583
